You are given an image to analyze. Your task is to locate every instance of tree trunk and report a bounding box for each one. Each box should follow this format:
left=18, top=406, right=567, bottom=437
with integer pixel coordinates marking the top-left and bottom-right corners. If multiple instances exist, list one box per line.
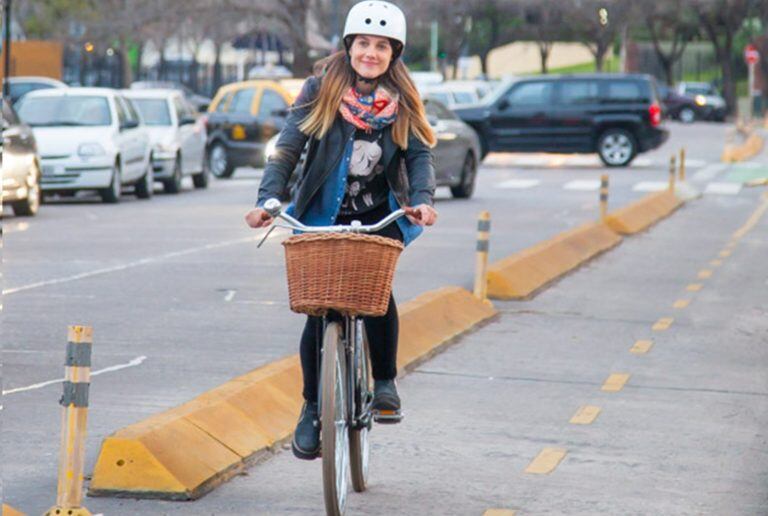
left=159, top=40, right=167, bottom=80
left=291, top=39, right=313, bottom=77
left=213, top=41, right=223, bottom=93
left=538, top=42, right=551, bottom=74
left=479, top=49, right=490, bottom=78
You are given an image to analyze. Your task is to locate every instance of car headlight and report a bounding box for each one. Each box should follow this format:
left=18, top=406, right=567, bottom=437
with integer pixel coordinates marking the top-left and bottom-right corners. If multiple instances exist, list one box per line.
left=694, top=95, right=707, bottom=106
left=78, top=143, right=107, bottom=156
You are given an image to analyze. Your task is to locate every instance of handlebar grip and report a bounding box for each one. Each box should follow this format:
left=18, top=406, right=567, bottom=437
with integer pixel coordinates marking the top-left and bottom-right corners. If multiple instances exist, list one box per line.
left=263, top=198, right=282, bottom=217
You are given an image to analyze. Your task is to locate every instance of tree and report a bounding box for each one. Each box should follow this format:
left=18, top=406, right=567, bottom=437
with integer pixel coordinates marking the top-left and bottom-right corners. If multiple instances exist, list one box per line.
left=693, top=0, right=752, bottom=114
left=520, top=0, right=570, bottom=74
left=467, top=0, right=522, bottom=77
left=569, top=0, right=634, bottom=71
left=642, top=0, right=699, bottom=85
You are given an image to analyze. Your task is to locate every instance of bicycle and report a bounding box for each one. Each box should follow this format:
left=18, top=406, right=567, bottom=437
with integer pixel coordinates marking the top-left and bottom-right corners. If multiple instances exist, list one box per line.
left=259, top=198, right=407, bottom=516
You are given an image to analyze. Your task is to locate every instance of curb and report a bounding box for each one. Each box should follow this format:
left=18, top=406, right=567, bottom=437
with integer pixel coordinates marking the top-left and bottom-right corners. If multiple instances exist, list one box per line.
left=604, top=190, right=683, bottom=235
left=3, top=505, right=25, bottom=516
left=722, top=132, right=764, bottom=163
left=487, top=221, right=622, bottom=300
left=89, top=287, right=496, bottom=500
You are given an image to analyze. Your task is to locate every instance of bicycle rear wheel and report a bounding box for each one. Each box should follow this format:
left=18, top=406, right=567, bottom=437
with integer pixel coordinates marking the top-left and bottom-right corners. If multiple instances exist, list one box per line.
left=321, top=322, right=349, bottom=516
left=349, top=321, right=372, bottom=492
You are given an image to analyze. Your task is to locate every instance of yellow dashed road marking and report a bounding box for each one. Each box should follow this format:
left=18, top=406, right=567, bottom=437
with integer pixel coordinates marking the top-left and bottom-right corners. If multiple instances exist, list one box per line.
left=710, top=259, right=723, bottom=267
left=483, top=510, right=517, bottom=516
left=698, top=269, right=713, bottom=279
left=719, top=250, right=732, bottom=258
left=653, top=317, right=674, bottom=331
left=602, top=373, right=630, bottom=392
left=673, top=299, right=690, bottom=309
left=570, top=405, right=601, bottom=424
left=687, top=283, right=703, bottom=292
left=525, top=448, right=568, bottom=474
left=631, top=340, right=653, bottom=354
left=733, top=191, right=768, bottom=240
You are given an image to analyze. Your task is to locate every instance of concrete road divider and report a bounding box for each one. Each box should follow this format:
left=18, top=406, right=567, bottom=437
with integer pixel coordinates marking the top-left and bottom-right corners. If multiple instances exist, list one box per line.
left=605, top=190, right=683, bottom=235
left=722, top=132, right=765, bottom=163
left=3, top=504, right=26, bottom=516
left=89, top=287, right=496, bottom=500
left=487, top=221, right=622, bottom=300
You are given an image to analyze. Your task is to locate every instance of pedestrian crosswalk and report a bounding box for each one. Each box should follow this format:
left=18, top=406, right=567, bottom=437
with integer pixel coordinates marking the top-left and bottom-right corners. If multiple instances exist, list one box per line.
left=492, top=177, right=747, bottom=195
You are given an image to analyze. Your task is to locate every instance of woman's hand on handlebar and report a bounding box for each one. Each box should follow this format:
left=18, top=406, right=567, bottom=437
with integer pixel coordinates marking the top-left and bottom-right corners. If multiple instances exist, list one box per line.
left=244, top=208, right=274, bottom=228
left=404, top=204, right=437, bottom=226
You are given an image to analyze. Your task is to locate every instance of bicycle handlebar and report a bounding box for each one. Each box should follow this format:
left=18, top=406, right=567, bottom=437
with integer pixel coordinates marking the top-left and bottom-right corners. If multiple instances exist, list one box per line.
left=257, top=198, right=407, bottom=247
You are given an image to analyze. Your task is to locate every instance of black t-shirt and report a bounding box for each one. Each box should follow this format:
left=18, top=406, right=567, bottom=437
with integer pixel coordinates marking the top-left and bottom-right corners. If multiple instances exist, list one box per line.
left=338, top=129, right=390, bottom=216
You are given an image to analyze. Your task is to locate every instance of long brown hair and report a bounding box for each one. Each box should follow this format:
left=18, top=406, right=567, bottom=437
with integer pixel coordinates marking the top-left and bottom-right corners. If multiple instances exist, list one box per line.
left=299, top=50, right=436, bottom=150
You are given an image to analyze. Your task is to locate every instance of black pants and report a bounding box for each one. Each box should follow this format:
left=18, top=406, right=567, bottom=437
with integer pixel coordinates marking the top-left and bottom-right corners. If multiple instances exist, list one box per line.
left=300, top=203, right=403, bottom=403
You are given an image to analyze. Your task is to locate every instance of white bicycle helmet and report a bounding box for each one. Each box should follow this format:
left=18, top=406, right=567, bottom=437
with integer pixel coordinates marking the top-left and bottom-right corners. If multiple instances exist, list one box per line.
left=343, top=1, right=407, bottom=60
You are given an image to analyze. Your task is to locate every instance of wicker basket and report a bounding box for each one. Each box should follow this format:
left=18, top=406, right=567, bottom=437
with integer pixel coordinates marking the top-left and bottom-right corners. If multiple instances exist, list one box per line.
left=282, top=232, right=404, bottom=316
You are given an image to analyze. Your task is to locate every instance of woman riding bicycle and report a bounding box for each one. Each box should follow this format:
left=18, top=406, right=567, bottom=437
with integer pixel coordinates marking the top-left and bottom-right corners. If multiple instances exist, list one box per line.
left=245, top=0, right=437, bottom=461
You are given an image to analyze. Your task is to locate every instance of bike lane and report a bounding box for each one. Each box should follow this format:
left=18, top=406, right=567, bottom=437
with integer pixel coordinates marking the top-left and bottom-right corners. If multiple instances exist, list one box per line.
left=76, top=189, right=768, bottom=513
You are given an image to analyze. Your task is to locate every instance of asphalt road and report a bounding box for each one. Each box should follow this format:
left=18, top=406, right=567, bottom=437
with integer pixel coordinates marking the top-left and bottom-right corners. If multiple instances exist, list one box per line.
left=3, top=120, right=765, bottom=514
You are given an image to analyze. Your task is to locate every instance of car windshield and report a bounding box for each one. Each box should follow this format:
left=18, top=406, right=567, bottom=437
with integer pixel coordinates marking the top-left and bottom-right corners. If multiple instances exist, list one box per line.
left=453, top=91, right=476, bottom=104
left=685, top=85, right=715, bottom=96
left=17, top=95, right=112, bottom=127
left=130, top=98, right=172, bottom=126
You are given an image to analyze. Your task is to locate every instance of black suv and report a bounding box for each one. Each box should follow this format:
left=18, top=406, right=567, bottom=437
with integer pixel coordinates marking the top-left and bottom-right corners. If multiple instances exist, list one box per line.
left=453, top=74, right=668, bottom=167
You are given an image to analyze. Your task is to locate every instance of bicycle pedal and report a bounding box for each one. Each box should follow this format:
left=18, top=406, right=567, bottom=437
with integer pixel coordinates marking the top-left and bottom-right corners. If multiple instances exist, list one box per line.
left=372, top=409, right=403, bottom=424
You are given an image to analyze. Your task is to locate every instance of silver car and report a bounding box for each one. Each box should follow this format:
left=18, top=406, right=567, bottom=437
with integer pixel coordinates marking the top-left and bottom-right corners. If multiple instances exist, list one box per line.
left=16, top=87, right=153, bottom=203
left=2, top=100, right=42, bottom=216
left=124, top=89, right=209, bottom=193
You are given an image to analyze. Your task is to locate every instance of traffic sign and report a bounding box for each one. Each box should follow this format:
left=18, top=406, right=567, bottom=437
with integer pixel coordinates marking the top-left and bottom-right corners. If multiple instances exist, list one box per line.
left=744, top=44, right=759, bottom=65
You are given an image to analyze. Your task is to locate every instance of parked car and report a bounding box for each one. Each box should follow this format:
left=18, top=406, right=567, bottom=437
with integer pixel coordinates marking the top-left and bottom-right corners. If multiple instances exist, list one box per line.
left=204, top=80, right=293, bottom=178
left=658, top=84, right=701, bottom=123
left=676, top=82, right=726, bottom=122
left=16, top=87, right=153, bottom=203
left=453, top=73, right=669, bottom=167
left=123, top=89, right=209, bottom=193
left=264, top=98, right=480, bottom=200
left=130, top=81, right=212, bottom=113
left=2, top=99, right=42, bottom=216
left=420, top=84, right=481, bottom=109
left=5, top=76, right=67, bottom=106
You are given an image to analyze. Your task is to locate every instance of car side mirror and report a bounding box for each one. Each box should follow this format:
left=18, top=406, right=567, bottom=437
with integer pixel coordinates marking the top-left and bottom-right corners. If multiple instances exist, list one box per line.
left=179, top=116, right=196, bottom=126
left=197, top=104, right=209, bottom=113
left=496, top=98, right=510, bottom=111
left=120, top=120, right=139, bottom=131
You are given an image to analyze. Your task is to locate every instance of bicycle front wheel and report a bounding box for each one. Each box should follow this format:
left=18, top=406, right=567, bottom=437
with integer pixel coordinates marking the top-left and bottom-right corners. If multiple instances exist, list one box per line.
left=349, top=321, right=371, bottom=492
left=321, top=322, right=349, bottom=516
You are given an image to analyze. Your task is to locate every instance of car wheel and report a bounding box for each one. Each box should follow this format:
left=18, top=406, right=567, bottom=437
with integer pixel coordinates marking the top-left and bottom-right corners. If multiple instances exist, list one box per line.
left=450, top=152, right=477, bottom=199
left=679, top=107, right=696, bottom=124
left=99, top=162, right=122, bottom=203
left=208, top=142, right=234, bottom=178
left=135, top=157, right=154, bottom=199
left=597, top=129, right=637, bottom=167
left=163, top=157, right=183, bottom=194
left=11, top=167, right=41, bottom=216
left=192, top=161, right=210, bottom=189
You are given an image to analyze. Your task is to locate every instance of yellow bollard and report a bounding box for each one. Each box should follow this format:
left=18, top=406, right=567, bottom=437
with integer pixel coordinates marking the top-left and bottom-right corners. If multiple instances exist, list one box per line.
left=46, top=326, right=94, bottom=516
left=599, top=174, right=609, bottom=222
left=473, top=211, right=491, bottom=301
left=678, top=148, right=686, bottom=182
left=668, top=155, right=676, bottom=192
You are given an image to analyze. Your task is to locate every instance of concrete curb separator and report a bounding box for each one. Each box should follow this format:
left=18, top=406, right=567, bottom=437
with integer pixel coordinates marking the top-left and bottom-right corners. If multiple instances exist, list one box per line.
left=2, top=504, right=26, bottom=516
left=88, top=287, right=496, bottom=500
left=722, top=132, right=765, bottom=163
left=605, top=190, right=683, bottom=235
left=486, top=221, right=622, bottom=300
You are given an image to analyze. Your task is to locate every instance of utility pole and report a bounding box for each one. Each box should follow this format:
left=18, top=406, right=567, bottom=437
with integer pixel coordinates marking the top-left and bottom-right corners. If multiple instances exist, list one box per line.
left=3, top=0, right=12, bottom=98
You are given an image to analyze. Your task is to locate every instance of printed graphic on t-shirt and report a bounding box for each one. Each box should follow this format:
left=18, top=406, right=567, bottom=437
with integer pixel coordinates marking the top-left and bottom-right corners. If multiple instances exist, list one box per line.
left=341, top=138, right=386, bottom=213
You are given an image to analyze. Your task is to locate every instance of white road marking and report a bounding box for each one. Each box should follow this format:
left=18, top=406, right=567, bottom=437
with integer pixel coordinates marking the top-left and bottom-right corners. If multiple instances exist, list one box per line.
left=705, top=182, right=742, bottom=195
left=633, top=181, right=669, bottom=192
left=563, top=180, right=601, bottom=191
left=224, top=290, right=237, bottom=302
left=5, top=222, right=30, bottom=234
left=691, top=163, right=728, bottom=182
left=496, top=179, right=540, bottom=189
left=681, top=159, right=708, bottom=169
left=2, top=229, right=288, bottom=296
left=2, top=355, right=147, bottom=395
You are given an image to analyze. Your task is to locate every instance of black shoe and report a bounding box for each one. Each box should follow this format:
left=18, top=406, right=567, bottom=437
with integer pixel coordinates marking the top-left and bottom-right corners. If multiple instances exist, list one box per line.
left=291, top=401, right=320, bottom=460
left=372, top=380, right=403, bottom=424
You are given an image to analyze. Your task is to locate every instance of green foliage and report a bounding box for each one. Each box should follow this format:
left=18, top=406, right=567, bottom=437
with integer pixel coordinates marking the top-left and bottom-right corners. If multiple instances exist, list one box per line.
left=19, top=0, right=96, bottom=39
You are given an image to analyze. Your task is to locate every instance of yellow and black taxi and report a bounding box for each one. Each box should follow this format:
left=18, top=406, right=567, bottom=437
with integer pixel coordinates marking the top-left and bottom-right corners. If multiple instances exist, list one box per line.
left=204, top=80, right=295, bottom=178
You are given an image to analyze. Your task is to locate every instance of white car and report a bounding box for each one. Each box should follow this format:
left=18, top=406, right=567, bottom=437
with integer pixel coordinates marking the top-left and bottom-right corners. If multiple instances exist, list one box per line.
left=123, top=89, right=208, bottom=193
left=420, top=84, right=481, bottom=109
left=16, top=87, right=153, bottom=203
